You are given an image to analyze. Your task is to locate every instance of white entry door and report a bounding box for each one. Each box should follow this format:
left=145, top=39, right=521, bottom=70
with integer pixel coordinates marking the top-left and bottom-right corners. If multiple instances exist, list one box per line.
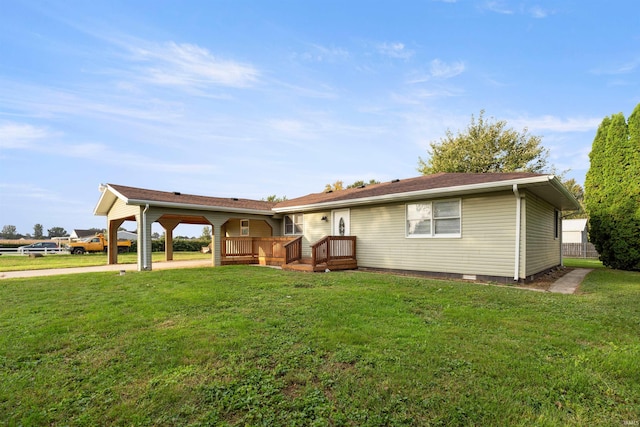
left=332, top=209, right=350, bottom=236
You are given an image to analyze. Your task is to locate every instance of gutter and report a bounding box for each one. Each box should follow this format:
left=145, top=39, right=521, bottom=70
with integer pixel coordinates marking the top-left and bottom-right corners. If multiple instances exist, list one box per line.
left=513, top=184, right=522, bottom=281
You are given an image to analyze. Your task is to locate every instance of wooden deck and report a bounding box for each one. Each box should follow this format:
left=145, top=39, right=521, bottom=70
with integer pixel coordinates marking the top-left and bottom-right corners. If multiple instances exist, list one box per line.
left=222, top=235, right=357, bottom=272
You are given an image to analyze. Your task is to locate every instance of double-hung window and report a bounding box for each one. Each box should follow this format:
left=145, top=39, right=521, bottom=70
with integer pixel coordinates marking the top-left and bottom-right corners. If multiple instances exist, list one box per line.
left=240, top=219, right=250, bottom=236
left=406, top=199, right=461, bottom=238
left=284, top=213, right=304, bottom=235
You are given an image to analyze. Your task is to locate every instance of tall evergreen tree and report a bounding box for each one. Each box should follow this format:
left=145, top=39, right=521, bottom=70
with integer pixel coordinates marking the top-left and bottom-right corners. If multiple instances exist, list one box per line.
left=584, top=104, right=640, bottom=270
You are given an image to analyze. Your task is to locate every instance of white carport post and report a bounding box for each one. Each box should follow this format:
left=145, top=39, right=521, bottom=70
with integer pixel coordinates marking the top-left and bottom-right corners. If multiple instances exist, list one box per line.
left=136, top=206, right=161, bottom=271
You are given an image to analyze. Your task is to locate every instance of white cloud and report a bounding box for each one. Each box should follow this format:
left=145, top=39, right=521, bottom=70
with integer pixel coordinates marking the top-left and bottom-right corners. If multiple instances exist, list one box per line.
left=295, top=44, right=349, bottom=62
left=590, top=58, right=640, bottom=75
left=511, top=115, right=601, bottom=133
left=0, top=122, right=50, bottom=149
left=406, top=59, right=465, bottom=84
left=529, top=6, right=552, bottom=18
left=377, top=42, right=414, bottom=59
left=429, top=59, right=465, bottom=78
left=129, top=41, right=260, bottom=88
left=483, top=1, right=514, bottom=15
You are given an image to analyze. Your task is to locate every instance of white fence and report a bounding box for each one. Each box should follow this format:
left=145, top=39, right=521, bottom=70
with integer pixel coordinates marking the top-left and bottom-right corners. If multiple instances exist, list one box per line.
left=0, top=247, right=69, bottom=256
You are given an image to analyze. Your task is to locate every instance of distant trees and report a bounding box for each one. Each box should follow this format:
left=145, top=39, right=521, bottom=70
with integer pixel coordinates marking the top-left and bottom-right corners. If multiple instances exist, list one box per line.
left=33, top=224, right=44, bottom=239
left=324, top=179, right=380, bottom=192
left=201, top=226, right=212, bottom=241
left=417, top=110, right=550, bottom=174
left=562, top=178, right=586, bottom=219
left=584, top=103, right=640, bottom=271
left=47, top=227, right=68, bottom=238
left=0, top=225, right=18, bottom=239
left=263, top=195, right=288, bottom=203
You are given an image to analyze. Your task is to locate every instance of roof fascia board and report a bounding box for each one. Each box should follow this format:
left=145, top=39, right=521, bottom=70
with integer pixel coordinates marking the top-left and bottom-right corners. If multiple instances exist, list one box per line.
left=93, top=185, right=125, bottom=216
left=273, top=175, right=557, bottom=213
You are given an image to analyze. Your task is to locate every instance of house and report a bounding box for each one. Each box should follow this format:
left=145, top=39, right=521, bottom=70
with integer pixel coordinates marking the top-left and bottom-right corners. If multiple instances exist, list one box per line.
left=562, top=219, right=588, bottom=244
left=70, top=229, right=97, bottom=240
left=93, top=173, right=580, bottom=282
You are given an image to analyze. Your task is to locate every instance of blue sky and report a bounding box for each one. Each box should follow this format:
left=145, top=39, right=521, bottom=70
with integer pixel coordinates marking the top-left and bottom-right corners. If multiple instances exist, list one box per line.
left=1, top=0, right=639, bottom=237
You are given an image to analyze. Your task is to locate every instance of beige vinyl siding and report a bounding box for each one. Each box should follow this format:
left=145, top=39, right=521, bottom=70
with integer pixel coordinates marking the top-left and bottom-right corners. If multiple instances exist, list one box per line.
left=224, top=219, right=273, bottom=237
left=524, top=192, right=561, bottom=276
left=351, top=192, right=518, bottom=278
left=296, top=212, right=332, bottom=257
left=107, top=198, right=139, bottom=222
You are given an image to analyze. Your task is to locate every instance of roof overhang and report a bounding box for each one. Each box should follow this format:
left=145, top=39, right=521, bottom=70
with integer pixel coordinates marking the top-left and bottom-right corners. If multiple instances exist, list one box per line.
left=272, top=175, right=581, bottom=213
left=94, top=184, right=276, bottom=217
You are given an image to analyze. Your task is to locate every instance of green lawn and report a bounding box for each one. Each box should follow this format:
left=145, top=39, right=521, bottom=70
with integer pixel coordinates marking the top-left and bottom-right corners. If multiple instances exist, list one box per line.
left=1, top=265, right=638, bottom=426
left=0, top=251, right=210, bottom=272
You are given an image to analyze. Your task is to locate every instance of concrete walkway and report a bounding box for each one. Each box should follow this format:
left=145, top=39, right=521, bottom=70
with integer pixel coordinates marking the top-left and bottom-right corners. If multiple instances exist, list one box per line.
left=547, top=268, right=593, bottom=294
left=0, top=259, right=212, bottom=280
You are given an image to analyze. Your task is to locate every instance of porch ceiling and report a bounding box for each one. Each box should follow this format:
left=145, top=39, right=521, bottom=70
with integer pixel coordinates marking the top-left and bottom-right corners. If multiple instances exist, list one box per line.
left=158, top=214, right=211, bottom=225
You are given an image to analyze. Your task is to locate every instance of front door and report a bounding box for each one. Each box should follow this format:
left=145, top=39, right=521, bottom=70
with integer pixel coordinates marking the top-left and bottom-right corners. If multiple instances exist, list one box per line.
left=332, top=209, right=350, bottom=236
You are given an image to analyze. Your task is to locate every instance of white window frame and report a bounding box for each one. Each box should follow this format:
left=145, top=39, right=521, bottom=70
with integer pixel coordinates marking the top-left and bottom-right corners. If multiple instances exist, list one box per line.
left=406, top=199, right=461, bottom=238
left=284, top=213, right=304, bottom=235
left=240, top=219, right=250, bottom=236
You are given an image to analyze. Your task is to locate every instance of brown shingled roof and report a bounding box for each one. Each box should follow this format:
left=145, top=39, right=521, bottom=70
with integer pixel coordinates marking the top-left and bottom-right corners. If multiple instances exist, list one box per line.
left=108, top=184, right=276, bottom=212
left=273, top=172, right=546, bottom=209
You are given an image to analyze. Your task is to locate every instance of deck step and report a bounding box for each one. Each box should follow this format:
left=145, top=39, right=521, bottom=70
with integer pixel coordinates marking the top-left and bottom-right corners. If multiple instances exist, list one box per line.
left=281, top=262, right=316, bottom=272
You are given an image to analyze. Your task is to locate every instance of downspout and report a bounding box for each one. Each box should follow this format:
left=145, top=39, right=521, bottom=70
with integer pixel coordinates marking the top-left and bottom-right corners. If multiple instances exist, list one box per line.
left=142, top=204, right=149, bottom=270
left=513, top=184, right=522, bottom=281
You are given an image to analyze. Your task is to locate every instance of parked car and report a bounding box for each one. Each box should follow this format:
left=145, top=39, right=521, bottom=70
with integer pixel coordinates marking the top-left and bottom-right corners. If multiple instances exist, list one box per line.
left=18, top=241, right=60, bottom=254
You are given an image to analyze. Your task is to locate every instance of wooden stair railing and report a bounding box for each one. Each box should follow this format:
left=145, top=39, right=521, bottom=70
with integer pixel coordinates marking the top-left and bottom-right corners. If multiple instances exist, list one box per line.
left=311, top=236, right=356, bottom=269
left=284, top=236, right=303, bottom=264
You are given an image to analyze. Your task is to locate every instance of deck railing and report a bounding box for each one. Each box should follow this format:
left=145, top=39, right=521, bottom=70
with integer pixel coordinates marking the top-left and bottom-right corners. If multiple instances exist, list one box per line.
left=222, top=237, right=295, bottom=265
left=311, top=236, right=356, bottom=266
left=284, top=236, right=303, bottom=264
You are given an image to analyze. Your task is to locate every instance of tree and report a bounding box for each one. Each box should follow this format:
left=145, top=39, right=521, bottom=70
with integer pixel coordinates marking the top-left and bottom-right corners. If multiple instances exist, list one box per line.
left=417, top=110, right=550, bottom=174
left=584, top=104, right=640, bottom=271
left=324, top=180, right=344, bottom=192
left=47, top=227, right=68, bottom=238
left=33, top=224, right=44, bottom=239
left=263, top=195, right=288, bottom=203
left=562, top=178, right=586, bottom=219
left=324, top=179, right=380, bottom=192
left=201, top=226, right=212, bottom=241
left=347, top=179, right=380, bottom=188
left=1, top=225, right=18, bottom=239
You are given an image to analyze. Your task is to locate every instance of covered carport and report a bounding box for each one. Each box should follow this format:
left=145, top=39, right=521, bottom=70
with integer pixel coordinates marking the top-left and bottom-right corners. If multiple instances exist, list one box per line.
left=93, top=183, right=281, bottom=271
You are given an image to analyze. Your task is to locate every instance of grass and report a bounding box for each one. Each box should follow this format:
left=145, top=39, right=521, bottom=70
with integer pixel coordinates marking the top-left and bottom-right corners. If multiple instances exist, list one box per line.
left=1, top=265, right=638, bottom=426
left=0, top=251, right=209, bottom=272
left=563, top=258, right=605, bottom=269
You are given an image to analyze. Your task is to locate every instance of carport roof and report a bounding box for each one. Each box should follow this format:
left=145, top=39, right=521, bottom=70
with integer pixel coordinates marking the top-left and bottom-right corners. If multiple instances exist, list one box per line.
left=94, top=183, right=277, bottom=216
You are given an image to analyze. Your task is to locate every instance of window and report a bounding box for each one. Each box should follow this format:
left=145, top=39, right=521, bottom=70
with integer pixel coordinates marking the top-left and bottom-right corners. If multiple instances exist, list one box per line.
left=240, top=219, right=250, bottom=236
left=554, top=210, right=560, bottom=239
left=406, top=199, right=461, bottom=238
left=284, top=213, right=304, bottom=235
